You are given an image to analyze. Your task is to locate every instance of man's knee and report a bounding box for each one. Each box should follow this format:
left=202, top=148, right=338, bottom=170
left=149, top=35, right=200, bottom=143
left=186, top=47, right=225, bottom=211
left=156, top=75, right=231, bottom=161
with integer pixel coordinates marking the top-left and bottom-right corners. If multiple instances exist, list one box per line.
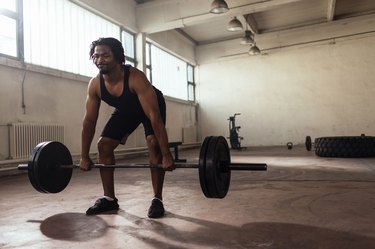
left=147, top=136, right=161, bottom=161
left=97, top=137, right=117, bottom=157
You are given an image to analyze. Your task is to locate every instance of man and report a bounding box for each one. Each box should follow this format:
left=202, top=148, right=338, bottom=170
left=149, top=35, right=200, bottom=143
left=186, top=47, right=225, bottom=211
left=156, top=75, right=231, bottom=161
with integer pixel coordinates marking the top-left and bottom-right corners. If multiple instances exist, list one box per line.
left=80, top=37, right=175, bottom=218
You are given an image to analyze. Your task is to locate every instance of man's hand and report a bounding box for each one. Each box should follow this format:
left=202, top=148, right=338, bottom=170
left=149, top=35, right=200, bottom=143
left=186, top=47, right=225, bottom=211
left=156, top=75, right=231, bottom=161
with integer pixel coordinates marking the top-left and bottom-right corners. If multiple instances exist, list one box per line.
left=79, top=157, right=94, bottom=171
left=162, top=152, right=176, bottom=171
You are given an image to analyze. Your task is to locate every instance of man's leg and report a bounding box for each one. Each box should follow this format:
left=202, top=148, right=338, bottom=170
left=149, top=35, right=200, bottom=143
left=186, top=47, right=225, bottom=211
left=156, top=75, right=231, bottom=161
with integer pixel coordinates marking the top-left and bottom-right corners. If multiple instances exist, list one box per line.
left=146, top=135, right=166, bottom=218
left=86, top=136, right=120, bottom=215
left=97, top=136, right=121, bottom=198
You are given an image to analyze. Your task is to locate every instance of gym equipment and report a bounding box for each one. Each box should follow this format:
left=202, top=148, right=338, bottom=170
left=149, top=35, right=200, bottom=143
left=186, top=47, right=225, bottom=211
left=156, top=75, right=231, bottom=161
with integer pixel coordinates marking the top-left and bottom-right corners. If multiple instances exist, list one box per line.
left=168, top=141, right=186, bottom=162
left=315, top=135, right=375, bottom=158
left=305, top=136, right=313, bottom=151
left=228, top=113, right=243, bottom=150
left=305, top=135, right=375, bottom=158
left=18, top=136, right=267, bottom=198
left=286, top=142, right=293, bottom=150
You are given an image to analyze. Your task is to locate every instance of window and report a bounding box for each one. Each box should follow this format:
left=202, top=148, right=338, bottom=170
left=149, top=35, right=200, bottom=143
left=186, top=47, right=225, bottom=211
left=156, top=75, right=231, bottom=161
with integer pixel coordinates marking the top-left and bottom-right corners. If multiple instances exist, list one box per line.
left=0, top=0, right=135, bottom=77
left=122, top=29, right=135, bottom=66
left=0, top=0, right=16, bottom=11
left=0, top=0, right=19, bottom=57
left=187, top=64, right=195, bottom=101
left=147, top=42, right=195, bottom=101
left=23, top=0, right=123, bottom=76
left=145, top=42, right=152, bottom=81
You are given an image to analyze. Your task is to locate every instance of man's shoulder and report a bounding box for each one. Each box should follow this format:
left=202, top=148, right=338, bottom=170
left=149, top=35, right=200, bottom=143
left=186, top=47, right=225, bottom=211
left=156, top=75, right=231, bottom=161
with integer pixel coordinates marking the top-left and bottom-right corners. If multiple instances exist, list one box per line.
left=128, top=66, right=147, bottom=82
left=128, top=65, right=141, bottom=75
left=88, top=74, right=101, bottom=95
left=89, top=74, right=100, bottom=84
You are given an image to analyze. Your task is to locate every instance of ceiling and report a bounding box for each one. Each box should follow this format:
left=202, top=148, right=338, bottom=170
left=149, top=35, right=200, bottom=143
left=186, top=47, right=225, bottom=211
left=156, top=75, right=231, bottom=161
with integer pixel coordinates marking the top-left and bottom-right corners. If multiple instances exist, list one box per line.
left=134, top=0, right=375, bottom=46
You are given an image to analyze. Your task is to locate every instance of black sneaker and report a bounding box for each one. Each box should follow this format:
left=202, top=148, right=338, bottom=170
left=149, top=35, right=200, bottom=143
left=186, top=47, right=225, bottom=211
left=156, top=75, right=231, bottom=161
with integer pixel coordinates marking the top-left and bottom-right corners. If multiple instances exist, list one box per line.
left=147, top=198, right=165, bottom=218
left=86, top=197, right=119, bottom=215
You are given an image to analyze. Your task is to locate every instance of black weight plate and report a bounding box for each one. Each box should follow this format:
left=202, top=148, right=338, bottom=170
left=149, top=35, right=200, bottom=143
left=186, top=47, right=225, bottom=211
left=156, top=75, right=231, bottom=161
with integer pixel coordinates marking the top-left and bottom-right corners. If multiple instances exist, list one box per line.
left=28, top=142, right=49, bottom=193
left=33, top=141, right=73, bottom=193
left=205, top=136, right=219, bottom=198
left=305, top=136, right=312, bottom=151
left=215, top=136, right=231, bottom=198
left=198, top=136, right=212, bottom=198
left=205, top=136, right=231, bottom=198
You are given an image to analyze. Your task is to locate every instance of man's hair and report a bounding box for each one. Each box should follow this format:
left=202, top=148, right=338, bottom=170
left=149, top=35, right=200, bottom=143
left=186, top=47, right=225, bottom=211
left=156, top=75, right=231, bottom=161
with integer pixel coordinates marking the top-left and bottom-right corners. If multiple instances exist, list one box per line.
left=89, top=37, right=125, bottom=64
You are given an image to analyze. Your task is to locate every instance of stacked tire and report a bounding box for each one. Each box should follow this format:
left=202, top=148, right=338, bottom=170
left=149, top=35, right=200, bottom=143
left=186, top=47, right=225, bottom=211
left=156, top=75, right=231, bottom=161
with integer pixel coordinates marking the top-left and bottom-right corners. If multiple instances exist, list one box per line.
left=315, top=136, right=375, bottom=158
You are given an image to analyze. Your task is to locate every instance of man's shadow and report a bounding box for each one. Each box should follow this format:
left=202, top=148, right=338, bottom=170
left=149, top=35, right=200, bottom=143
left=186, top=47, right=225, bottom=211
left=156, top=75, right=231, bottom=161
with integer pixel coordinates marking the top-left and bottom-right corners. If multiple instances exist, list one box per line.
left=36, top=210, right=375, bottom=248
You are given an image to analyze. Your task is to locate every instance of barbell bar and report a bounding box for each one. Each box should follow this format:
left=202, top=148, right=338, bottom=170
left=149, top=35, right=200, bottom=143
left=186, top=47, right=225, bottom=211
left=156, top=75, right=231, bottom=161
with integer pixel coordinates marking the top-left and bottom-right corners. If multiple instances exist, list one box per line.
left=18, top=136, right=267, bottom=198
left=18, top=162, right=267, bottom=170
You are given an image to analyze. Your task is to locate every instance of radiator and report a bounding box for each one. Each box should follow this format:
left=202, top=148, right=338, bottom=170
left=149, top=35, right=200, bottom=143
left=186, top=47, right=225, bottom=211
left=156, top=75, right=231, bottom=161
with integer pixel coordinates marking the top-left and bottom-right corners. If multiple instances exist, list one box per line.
left=9, top=123, right=65, bottom=159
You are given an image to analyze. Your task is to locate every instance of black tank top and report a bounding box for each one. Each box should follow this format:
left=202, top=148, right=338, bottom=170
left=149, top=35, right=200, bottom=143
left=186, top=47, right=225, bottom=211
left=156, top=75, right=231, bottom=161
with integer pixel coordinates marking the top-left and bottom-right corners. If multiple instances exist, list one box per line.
left=99, top=65, right=163, bottom=116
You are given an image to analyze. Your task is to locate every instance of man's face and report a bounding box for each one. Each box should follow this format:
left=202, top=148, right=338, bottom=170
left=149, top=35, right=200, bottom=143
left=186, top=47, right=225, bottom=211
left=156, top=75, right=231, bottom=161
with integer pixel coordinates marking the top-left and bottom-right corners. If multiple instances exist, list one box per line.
left=91, top=45, right=117, bottom=74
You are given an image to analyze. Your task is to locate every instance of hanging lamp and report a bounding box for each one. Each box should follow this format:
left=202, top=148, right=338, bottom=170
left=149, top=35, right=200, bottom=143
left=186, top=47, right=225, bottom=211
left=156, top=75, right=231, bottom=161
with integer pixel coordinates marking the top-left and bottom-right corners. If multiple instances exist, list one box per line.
left=248, top=44, right=261, bottom=55
left=209, top=0, right=229, bottom=14
left=240, top=30, right=254, bottom=45
left=227, top=17, right=243, bottom=31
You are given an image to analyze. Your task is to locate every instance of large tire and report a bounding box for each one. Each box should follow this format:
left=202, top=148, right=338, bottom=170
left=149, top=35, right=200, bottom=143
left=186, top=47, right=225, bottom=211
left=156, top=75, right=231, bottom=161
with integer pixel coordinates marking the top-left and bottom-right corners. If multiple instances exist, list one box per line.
left=315, top=136, right=375, bottom=158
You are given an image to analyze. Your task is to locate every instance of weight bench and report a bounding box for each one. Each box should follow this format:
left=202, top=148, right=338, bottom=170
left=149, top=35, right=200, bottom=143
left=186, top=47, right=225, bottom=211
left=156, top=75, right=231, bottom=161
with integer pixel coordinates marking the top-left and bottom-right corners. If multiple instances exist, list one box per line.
left=168, top=141, right=187, bottom=162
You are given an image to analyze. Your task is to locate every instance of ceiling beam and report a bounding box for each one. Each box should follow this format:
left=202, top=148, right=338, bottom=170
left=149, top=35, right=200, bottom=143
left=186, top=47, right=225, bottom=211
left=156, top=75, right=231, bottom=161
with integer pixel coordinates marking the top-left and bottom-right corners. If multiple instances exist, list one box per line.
left=196, top=13, right=375, bottom=63
left=244, top=14, right=259, bottom=34
left=327, top=0, right=336, bottom=21
left=137, top=0, right=305, bottom=33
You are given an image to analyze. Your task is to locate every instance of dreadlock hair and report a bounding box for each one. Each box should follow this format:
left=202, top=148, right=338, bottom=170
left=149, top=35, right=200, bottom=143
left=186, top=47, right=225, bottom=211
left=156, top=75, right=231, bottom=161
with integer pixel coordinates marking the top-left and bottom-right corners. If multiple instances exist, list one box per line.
left=89, top=37, right=125, bottom=64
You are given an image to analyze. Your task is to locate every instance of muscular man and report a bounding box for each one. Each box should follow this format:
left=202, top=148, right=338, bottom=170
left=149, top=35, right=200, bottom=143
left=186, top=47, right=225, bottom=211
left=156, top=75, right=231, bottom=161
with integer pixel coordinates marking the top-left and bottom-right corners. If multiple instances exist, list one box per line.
left=80, top=37, right=175, bottom=218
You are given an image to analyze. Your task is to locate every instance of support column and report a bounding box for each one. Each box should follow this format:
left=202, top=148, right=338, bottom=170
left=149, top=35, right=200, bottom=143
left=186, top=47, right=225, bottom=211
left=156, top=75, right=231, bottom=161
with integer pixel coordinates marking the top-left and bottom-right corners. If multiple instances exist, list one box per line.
left=135, top=32, right=147, bottom=73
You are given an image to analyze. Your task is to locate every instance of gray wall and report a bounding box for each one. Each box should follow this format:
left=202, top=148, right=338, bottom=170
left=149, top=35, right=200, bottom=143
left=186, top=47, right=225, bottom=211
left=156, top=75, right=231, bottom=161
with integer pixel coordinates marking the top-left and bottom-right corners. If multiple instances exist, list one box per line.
left=196, top=34, right=375, bottom=146
left=0, top=61, right=197, bottom=160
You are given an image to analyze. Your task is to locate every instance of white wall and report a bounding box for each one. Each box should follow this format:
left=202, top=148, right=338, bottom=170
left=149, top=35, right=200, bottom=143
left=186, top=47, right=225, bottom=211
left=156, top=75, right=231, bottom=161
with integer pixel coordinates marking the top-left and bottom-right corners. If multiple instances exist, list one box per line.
left=196, top=34, right=375, bottom=146
left=0, top=61, right=197, bottom=160
left=148, top=30, right=196, bottom=65
left=75, top=0, right=137, bottom=32
left=0, top=0, right=199, bottom=161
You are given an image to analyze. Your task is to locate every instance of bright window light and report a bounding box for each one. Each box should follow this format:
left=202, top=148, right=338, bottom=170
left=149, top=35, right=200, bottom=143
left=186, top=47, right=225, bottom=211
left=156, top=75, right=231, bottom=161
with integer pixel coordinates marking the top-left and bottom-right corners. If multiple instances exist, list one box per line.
left=0, top=0, right=16, bottom=12
left=150, top=45, right=188, bottom=100
left=0, top=15, right=17, bottom=57
left=23, top=0, right=129, bottom=77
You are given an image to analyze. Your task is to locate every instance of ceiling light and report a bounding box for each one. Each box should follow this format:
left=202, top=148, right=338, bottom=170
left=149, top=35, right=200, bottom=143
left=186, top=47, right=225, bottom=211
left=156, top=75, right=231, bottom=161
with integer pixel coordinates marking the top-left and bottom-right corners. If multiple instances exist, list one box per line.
left=227, top=17, right=243, bottom=32
left=248, top=44, right=261, bottom=55
left=240, top=30, right=254, bottom=45
left=209, top=0, right=229, bottom=14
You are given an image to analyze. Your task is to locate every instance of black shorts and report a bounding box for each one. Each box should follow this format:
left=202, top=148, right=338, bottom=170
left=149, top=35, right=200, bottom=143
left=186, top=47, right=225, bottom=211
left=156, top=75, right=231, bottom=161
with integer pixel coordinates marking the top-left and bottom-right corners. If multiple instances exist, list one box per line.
left=101, top=98, right=166, bottom=144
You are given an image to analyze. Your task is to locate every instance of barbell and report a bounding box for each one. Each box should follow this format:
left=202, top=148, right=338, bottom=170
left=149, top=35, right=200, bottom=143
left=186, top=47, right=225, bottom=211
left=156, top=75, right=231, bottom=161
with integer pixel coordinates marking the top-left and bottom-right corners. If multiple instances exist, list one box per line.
left=18, top=136, right=267, bottom=198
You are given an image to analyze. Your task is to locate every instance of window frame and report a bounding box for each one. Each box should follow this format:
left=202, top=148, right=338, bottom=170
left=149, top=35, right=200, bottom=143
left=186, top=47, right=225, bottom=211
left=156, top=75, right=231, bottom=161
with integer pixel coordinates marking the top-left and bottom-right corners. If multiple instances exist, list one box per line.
left=146, top=41, right=195, bottom=102
left=0, top=0, right=23, bottom=59
left=1, top=0, right=136, bottom=77
left=121, top=28, right=136, bottom=66
left=187, top=64, right=195, bottom=102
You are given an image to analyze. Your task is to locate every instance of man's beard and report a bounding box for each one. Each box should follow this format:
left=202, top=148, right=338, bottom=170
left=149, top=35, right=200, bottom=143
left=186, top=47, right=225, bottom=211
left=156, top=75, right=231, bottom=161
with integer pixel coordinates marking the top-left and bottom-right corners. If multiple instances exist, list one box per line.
left=97, top=63, right=117, bottom=74
left=99, top=68, right=110, bottom=74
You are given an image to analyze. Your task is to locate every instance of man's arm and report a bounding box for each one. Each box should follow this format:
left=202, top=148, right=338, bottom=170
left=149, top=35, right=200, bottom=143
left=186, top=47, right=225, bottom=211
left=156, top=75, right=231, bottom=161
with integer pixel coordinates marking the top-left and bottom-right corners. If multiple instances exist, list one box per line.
left=129, top=68, right=174, bottom=170
left=80, top=77, right=101, bottom=170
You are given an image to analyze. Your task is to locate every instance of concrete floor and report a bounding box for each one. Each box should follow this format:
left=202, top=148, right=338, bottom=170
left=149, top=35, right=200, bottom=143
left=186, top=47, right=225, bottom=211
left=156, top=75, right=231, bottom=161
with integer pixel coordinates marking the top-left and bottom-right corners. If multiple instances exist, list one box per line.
left=0, top=145, right=375, bottom=249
